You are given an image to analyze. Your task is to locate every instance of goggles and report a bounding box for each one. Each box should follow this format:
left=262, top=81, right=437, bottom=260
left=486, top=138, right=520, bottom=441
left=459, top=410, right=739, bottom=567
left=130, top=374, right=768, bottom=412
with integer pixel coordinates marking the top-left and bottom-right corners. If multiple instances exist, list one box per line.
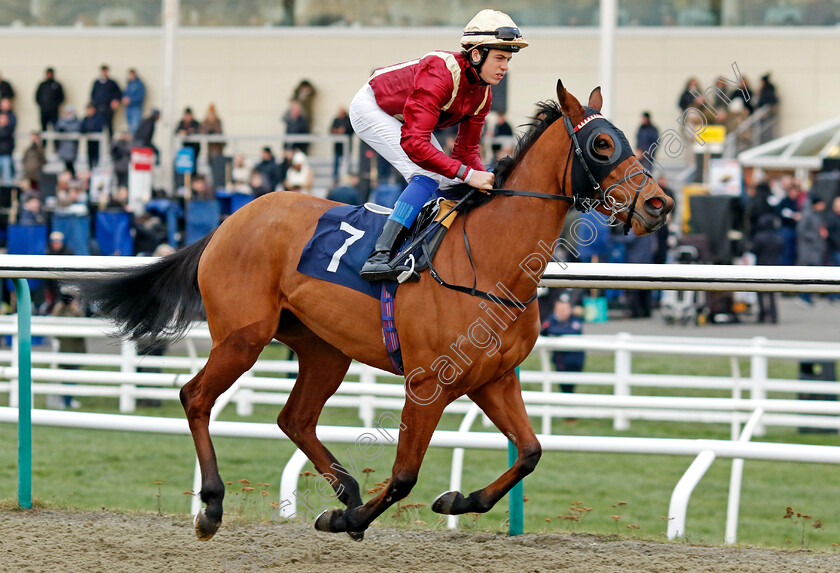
left=463, top=26, right=522, bottom=41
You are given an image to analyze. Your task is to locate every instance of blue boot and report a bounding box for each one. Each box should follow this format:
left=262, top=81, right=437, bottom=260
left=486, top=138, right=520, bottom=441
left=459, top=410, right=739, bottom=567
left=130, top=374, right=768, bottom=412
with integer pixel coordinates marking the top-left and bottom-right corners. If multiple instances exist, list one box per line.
left=360, top=175, right=438, bottom=281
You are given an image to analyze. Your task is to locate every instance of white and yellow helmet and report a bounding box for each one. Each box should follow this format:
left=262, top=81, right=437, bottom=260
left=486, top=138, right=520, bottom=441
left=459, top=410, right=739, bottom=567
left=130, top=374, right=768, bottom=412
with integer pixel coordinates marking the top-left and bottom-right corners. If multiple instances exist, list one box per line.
left=460, top=9, right=529, bottom=53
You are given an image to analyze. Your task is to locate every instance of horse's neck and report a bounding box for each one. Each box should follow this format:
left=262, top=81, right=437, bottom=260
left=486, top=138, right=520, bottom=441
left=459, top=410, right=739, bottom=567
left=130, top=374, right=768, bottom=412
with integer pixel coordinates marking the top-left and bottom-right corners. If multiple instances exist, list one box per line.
left=477, top=129, right=572, bottom=296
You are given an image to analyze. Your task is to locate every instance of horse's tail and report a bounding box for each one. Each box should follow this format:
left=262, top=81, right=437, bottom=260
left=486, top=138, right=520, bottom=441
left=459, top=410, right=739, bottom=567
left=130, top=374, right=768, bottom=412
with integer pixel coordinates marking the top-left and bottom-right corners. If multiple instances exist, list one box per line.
left=77, top=233, right=214, bottom=342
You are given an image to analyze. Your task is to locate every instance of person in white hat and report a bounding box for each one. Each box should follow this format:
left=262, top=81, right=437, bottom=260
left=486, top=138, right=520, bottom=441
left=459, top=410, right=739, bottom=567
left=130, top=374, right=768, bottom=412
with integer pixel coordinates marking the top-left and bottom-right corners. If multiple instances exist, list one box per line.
left=350, top=9, right=528, bottom=281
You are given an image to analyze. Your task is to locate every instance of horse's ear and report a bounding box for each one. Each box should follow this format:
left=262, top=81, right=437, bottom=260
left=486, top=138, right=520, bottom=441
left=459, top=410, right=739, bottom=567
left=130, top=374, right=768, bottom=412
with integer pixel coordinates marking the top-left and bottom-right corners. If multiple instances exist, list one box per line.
left=556, top=79, right=584, bottom=121
left=588, top=87, right=603, bottom=112
left=556, top=79, right=567, bottom=105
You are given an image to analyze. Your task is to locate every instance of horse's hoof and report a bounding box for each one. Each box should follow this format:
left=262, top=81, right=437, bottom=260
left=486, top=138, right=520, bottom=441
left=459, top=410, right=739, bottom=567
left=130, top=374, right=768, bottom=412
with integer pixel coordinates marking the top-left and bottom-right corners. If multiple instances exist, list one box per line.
left=193, top=509, right=221, bottom=541
left=346, top=530, right=365, bottom=542
left=432, top=490, right=465, bottom=515
left=314, top=508, right=345, bottom=533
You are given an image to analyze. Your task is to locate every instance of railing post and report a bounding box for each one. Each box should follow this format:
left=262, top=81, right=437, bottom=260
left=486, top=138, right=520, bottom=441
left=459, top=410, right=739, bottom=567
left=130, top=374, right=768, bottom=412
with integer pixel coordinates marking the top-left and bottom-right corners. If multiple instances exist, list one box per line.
left=10, top=320, right=19, bottom=408
left=119, top=340, right=137, bottom=413
left=12, top=278, right=32, bottom=510
left=508, top=367, right=524, bottom=536
left=725, top=408, right=764, bottom=545
left=235, top=379, right=254, bottom=417
left=750, top=337, right=767, bottom=437
left=613, top=332, right=631, bottom=431
left=358, top=365, right=375, bottom=428
left=539, top=347, right=553, bottom=435
left=667, top=450, right=716, bottom=539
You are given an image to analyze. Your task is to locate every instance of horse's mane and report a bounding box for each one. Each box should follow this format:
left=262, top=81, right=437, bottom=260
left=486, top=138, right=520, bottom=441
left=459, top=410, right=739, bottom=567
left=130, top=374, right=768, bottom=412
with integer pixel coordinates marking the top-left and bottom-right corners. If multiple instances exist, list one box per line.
left=494, top=100, right=563, bottom=187
left=439, top=100, right=564, bottom=212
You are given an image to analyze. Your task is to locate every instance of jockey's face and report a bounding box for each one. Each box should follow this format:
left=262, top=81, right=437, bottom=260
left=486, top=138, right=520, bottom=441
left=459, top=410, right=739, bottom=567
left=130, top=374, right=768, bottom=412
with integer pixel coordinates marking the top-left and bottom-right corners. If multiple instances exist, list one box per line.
left=476, top=49, right=513, bottom=85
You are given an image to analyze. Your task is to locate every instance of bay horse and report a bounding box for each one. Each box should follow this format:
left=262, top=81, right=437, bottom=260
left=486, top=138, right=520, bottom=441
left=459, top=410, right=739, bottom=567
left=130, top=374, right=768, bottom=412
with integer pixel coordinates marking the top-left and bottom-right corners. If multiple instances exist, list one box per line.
left=81, top=81, right=672, bottom=541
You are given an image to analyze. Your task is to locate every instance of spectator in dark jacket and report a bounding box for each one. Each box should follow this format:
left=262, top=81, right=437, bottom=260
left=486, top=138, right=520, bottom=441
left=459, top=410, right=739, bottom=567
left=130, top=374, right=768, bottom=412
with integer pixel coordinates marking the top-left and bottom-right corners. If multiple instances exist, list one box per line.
left=90, top=64, right=122, bottom=138
left=121, top=68, right=145, bottom=136
left=35, top=67, right=64, bottom=133
left=636, top=111, right=659, bottom=172
left=282, top=99, right=310, bottom=152
left=826, top=197, right=840, bottom=267
left=134, top=109, right=159, bottom=152
left=55, top=104, right=81, bottom=176
left=80, top=103, right=105, bottom=169
left=729, top=75, right=754, bottom=114
left=327, top=174, right=362, bottom=205
left=492, top=110, right=514, bottom=155
left=111, top=130, right=132, bottom=187
left=255, top=146, right=280, bottom=191
left=678, top=77, right=700, bottom=112
left=540, top=296, right=585, bottom=394
left=330, top=106, right=353, bottom=181
left=825, top=197, right=840, bottom=302
left=796, top=194, right=827, bottom=307
left=746, top=181, right=775, bottom=240
left=756, top=73, right=779, bottom=143
left=175, top=107, right=200, bottom=173
left=0, top=111, right=14, bottom=185
left=22, top=132, right=47, bottom=189
left=19, top=194, right=46, bottom=225
left=750, top=213, right=783, bottom=323
left=757, top=74, right=779, bottom=108
left=775, top=178, right=801, bottom=266
left=0, top=70, right=15, bottom=101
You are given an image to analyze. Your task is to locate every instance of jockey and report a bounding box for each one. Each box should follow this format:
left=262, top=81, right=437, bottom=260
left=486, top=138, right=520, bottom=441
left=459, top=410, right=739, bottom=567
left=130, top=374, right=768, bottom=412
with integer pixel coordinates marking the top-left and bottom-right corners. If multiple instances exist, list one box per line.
left=350, top=9, right=528, bottom=282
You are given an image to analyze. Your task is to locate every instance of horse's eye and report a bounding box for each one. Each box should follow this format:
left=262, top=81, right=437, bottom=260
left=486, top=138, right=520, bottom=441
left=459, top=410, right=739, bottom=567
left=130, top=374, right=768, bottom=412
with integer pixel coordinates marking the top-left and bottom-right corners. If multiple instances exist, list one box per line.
left=596, top=139, right=609, bottom=149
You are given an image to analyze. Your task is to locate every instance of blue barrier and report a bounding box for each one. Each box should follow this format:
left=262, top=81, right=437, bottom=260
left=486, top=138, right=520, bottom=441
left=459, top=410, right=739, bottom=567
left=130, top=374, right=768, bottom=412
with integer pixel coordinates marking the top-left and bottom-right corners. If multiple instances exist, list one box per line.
left=371, top=184, right=404, bottom=209
left=95, top=211, right=134, bottom=256
left=52, top=214, right=91, bottom=256
left=230, top=193, right=254, bottom=213
left=215, top=191, right=254, bottom=216
left=186, top=200, right=221, bottom=245
left=6, top=225, right=47, bottom=294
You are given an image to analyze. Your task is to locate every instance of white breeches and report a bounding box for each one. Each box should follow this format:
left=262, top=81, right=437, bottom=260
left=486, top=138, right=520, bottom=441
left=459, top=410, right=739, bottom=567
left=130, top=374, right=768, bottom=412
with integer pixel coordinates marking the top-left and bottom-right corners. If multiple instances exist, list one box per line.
left=349, top=83, right=460, bottom=189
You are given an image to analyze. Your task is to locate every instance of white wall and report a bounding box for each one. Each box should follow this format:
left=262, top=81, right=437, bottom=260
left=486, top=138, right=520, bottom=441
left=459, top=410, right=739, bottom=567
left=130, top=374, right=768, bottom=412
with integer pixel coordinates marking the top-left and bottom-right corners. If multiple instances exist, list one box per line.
left=0, top=26, right=837, bottom=162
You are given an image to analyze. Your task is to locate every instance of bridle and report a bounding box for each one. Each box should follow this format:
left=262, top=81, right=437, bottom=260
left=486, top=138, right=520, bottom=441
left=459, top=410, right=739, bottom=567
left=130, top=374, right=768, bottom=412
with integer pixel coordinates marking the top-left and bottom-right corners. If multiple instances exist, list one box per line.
left=561, top=111, right=654, bottom=235
left=490, top=109, right=655, bottom=235
left=419, top=108, right=658, bottom=305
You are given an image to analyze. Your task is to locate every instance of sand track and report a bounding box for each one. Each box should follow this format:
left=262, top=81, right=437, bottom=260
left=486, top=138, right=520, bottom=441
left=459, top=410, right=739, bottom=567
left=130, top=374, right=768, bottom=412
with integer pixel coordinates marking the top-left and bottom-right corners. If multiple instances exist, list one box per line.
left=3, top=509, right=840, bottom=572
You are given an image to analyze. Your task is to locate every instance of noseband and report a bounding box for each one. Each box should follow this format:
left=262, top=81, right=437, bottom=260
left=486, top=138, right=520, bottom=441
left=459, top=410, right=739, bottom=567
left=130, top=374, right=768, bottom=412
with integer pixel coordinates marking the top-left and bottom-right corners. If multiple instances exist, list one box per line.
left=562, top=110, right=654, bottom=235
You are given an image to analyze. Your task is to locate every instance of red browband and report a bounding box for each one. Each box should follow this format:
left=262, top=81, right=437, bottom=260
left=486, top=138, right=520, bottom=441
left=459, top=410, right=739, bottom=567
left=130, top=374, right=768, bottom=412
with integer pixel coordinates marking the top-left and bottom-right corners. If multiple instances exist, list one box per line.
left=574, top=114, right=605, bottom=132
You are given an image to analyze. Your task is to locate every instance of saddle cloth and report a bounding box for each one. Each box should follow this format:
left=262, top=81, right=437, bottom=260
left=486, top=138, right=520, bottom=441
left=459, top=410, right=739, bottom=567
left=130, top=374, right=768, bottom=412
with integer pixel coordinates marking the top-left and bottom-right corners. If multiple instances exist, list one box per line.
left=297, top=204, right=389, bottom=300
left=296, top=201, right=461, bottom=374
left=296, top=200, right=460, bottom=299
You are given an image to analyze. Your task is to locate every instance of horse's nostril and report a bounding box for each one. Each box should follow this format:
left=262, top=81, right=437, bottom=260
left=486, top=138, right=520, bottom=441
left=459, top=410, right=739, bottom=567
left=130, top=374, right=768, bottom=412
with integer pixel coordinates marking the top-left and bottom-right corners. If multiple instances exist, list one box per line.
left=647, top=197, right=663, bottom=211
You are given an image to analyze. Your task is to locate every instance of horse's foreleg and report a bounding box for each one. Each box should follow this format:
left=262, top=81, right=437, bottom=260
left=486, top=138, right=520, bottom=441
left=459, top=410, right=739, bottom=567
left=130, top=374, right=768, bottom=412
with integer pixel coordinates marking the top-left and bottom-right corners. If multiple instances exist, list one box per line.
left=180, top=321, right=274, bottom=540
left=314, top=378, right=447, bottom=534
left=432, top=370, right=541, bottom=516
left=275, top=328, right=363, bottom=538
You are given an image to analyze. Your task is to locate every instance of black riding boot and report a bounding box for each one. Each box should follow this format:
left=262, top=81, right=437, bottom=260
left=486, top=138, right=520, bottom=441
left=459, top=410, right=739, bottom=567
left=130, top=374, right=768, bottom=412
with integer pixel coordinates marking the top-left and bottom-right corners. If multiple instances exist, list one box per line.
left=359, top=219, right=409, bottom=282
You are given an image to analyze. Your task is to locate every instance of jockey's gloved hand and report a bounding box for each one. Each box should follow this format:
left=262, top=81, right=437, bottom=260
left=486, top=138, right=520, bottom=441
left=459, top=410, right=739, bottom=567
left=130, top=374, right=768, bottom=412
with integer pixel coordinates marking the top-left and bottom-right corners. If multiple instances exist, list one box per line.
left=467, top=170, right=495, bottom=193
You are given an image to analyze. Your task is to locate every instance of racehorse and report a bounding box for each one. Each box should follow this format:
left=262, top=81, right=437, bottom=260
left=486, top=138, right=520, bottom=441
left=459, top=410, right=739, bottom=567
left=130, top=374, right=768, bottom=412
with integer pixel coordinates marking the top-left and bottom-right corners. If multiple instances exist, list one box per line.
left=80, top=81, right=672, bottom=541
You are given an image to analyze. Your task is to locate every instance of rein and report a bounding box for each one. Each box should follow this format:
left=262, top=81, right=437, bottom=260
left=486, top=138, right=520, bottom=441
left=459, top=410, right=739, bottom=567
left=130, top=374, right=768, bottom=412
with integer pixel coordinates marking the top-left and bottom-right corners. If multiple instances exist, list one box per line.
left=422, top=188, right=539, bottom=308
left=422, top=108, right=653, bottom=304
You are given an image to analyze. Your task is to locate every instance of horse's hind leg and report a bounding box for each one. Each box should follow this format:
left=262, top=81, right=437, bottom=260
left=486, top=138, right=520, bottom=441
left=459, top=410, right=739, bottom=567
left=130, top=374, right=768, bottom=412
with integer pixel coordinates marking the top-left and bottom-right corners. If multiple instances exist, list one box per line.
left=432, top=369, right=541, bottom=516
left=275, top=320, right=363, bottom=537
left=180, top=317, right=277, bottom=540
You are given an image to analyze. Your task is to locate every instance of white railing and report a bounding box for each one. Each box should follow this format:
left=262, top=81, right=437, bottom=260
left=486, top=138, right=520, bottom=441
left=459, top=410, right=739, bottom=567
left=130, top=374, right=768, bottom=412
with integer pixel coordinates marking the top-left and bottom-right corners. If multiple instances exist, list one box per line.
left=4, top=316, right=840, bottom=434
left=2, top=405, right=840, bottom=544
left=3, top=256, right=840, bottom=543
left=3, top=316, right=840, bottom=540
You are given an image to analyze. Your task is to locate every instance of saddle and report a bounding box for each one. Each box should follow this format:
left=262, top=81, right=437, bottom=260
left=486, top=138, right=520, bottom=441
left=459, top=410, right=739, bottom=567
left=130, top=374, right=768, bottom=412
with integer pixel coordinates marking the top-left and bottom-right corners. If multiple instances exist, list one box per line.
left=390, top=185, right=492, bottom=283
